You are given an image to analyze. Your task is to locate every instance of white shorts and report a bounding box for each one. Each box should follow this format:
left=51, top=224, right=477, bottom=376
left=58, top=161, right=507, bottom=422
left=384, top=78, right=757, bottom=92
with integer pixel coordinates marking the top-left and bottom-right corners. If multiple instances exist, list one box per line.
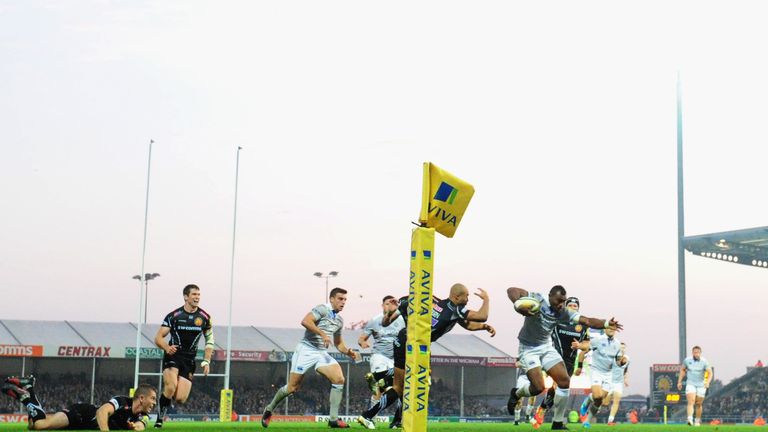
left=590, top=369, right=612, bottom=390
left=518, top=343, right=563, bottom=373
left=290, top=343, right=338, bottom=375
left=369, top=353, right=394, bottom=373
left=686, top=383, right=707, bottom=398
left=609, top=380, right=624, bottom=395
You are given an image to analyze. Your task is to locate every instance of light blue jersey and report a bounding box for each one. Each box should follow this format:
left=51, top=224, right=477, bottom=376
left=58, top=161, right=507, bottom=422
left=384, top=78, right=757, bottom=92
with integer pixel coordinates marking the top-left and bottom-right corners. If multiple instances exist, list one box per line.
left=683, top=356, right=710, bottom=386
left=517, top=292, right=580, bottom=347
left=590, top=333, right=622, bottom=373
left=363, top=313, right=405, bottom=359
left=301, top=304, right=344, bottom=350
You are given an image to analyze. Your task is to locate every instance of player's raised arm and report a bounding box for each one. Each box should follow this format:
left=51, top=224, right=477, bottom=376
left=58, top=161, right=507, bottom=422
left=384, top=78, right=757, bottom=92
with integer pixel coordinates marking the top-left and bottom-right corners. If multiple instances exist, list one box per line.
left=381, top=297, right=404, bottom=326
left=577, top=315, right=622, bottom=331
left=677, top=364, right=687, bottom=391
left=459, top=320, right=496, bottom=337
left=506, top=287, right=528, bottom=303
left=95, top=401, right=116, bottom=431
left=464, top=288, right=489, bottom=322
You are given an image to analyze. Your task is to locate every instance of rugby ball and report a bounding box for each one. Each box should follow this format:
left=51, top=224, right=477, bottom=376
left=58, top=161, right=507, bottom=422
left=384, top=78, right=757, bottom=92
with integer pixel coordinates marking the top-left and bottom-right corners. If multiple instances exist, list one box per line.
left=514, top=296, right=541, bottom=315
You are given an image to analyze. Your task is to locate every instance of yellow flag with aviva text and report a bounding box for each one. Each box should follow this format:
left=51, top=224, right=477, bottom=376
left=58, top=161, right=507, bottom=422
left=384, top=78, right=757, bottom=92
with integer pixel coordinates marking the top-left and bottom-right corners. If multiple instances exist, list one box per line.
left=419, top=162, right=475, bottom=238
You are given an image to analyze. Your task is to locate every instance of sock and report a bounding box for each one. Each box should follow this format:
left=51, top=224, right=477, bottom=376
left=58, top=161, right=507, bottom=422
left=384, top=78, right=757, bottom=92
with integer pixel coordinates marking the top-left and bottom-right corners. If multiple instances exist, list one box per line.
left=688, top=416, right=693, bottom=423
left=552, top=387, right=570, bottom=422
left=608, top=415, right=615, bottom=423
left=158, top=394, right=172, bottom=416
left=363, top=388, right=398, bottom=419
left=514, top=408, right=521, bottom=421
left=369, top=395, right=379, bottom=409
left=516, top=384, right=531, bottom=398
left=24, top=398, right=45, bottom=422
left=27, top=387, right=41, bottom=408
left=266, top=385, right=291, bottom=412
left=329, top=384, right=343, bottom=421
left=526, top=404, right=533, bottom=416
left=391, top=398, right=402, bottom=424
left=589, top=402, right=599, bottom=416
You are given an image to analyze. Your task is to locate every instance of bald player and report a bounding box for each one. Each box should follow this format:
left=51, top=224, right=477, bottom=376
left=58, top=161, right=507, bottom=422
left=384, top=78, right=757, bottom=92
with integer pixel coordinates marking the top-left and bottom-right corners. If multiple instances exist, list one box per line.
left=357, top=283, right=496, bottom=429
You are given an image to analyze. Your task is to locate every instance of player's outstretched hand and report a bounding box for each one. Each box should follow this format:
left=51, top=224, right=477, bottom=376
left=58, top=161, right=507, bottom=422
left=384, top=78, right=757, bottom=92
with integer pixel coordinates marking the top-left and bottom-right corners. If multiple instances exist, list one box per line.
left=165, top=345, right=178, bottom=355
left=483, top=324, right=496, bottom=337
left=202, top=362, right=210, bottom=376
left=607, top=318, right=623, bottom=331
left=359, top=340, right=371, bottom=349
left=574, top=367, right=582, bottom=376
left=351, top=350, right=362, bottom=362
left=474, top=288, right=489, bottom=301
left=677, top=382, right=683, bottom=391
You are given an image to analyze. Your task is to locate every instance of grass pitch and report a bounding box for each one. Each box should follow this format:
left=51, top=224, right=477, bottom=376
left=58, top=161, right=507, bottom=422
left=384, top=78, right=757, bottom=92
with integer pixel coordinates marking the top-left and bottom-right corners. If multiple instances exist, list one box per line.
left=0, top=422, right=761, bottom=431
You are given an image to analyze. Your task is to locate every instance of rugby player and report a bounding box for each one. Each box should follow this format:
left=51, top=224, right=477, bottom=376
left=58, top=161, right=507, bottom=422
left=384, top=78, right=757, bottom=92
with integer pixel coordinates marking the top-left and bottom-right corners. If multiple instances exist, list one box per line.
left=677, top=345, right=712, bottom=427
left=357, top=283, right=495, bottom=430
left=3, top=377, right=156, bottom=431
left=153, top=284, right=214, bottom=428
left=534, top=296, right=589, bottom=425
left=603, top=342, right=629, bottom=425
left=261, top=287, right=360, bottom=428
left=575, top=326, right=626, bottom=427
left=507, top=285, right=621, bottom=431
left=357, top=295, right=405, bottom=418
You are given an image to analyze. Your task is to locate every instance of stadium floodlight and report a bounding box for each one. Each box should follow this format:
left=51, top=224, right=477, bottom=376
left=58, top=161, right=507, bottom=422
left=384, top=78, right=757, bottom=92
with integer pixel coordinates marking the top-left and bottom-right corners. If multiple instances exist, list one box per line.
left=314, top=271, right=340, bottom=301
left=132, top=273, right=161, bottom=324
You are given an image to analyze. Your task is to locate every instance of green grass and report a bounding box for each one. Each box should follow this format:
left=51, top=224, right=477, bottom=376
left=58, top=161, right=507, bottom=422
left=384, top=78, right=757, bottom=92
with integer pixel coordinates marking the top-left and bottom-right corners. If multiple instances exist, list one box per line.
left=0, top=422, right=762, bottom=431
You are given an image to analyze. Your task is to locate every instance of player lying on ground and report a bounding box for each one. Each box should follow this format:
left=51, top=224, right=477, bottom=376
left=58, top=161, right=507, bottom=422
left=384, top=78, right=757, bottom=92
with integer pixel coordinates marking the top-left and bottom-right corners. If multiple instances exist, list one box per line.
left=357, top=283, right=496, bottom=430
left=3, top=376, right=156, bottom=431
left=507, top=285, right=622, bottom=431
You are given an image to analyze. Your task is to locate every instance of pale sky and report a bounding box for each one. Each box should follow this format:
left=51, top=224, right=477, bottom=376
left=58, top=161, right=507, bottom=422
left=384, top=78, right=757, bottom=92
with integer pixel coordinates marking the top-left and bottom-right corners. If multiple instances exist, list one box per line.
left=1, top=1, right=767, bottom=396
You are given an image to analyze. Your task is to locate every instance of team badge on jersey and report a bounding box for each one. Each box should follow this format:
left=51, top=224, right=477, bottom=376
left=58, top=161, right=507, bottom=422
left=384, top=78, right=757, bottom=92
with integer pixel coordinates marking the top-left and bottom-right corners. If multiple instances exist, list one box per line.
left=194, top=317, right=203, bottom=326
left=575, top=324, right=583, bottom=332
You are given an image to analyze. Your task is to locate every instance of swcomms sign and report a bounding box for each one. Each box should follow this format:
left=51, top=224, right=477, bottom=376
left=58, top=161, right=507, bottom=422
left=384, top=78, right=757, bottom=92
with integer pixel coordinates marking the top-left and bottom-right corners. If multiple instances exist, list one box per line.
left=650, top=364, right=681, bottom=409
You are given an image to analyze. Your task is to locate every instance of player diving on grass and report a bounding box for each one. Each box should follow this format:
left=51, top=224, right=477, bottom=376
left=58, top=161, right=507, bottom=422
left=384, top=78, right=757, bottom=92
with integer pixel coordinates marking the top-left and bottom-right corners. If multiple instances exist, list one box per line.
left=357, top=283, right=496, bottom=430
left=261, top=287, right=361, bottom=429
left=507, top=285, right=622, bottom=431
left=573, top=325, right=627, bottom=427
left=357, top=295, right=405, bottom=412
left=153, top=284, right=214, bottom=428
left=2, top=376, right=156, bottom=431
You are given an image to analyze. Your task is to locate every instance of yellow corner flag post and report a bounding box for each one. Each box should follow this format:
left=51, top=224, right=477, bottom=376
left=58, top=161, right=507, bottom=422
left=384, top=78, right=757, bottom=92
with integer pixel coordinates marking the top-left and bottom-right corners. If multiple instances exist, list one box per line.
left=404, top=162, right=474, bottom=432
left=403, top=226, right=434, bottom=432
left=220, top=389, right=233, bottom=422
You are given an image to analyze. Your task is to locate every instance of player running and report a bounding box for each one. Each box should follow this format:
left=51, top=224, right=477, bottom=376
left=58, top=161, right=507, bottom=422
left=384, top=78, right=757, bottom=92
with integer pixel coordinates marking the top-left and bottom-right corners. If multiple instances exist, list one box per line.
left=603, top=342, right=629, bottom=425
left=677, top=345, right=712, bottom=427
left=507, top=285, right=622, bottom=431
left=357, top=295, right=406, bottom=413
left=153, top=284, right=214, bottom=428
left=2, top=376, right=156, bottom=431
left=261, top=287, right=361, bottom=428
left=357, top=283, right=496, bottom=430
left=574, top=326, right=626, bottom=427
left=533, top=296, right=589, bottom=426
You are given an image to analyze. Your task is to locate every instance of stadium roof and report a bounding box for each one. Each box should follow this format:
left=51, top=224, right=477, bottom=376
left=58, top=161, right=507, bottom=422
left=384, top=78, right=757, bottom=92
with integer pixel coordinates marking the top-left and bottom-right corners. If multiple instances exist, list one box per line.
left=683, top=226, right=768, bottom=269
left=0, top=320, right=511, bottom=358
